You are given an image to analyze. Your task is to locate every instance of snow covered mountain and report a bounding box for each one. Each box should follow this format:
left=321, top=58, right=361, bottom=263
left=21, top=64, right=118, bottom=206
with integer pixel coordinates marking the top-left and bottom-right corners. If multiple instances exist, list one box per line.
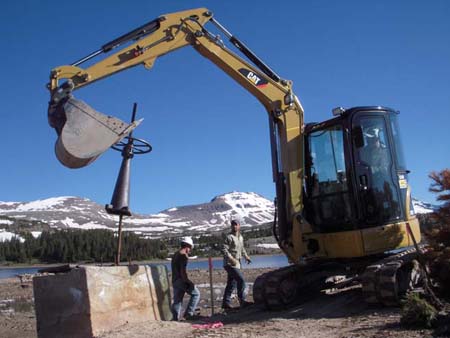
left=411, top=198, right=436, bottom=214
left=0, top=193, right=436, bottom=240
left=0, top=192, right=274, bottom=238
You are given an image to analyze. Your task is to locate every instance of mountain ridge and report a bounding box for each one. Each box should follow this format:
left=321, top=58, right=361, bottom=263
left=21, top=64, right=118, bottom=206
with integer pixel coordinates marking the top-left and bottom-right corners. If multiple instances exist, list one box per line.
left=0, top=192, right=274, bottom=239
left=0, top=192, right=436, bottom=241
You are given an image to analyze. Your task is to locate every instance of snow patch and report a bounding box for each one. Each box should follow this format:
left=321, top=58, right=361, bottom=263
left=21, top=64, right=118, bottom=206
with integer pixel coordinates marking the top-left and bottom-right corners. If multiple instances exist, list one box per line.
left=0, top=230, right=25, bottom=243
left=412, top=199, right=435, bottom=214
left=14, top=197, right=72, bottom=212
left=60, top=217, right=79, bottom=227
left=0, top=202, right=18, bottom=206
left=125, top=226, right=169, bottom=232
left=31, top=231, right=42, bottom=238
left=256, top=243, right=279, bottom=249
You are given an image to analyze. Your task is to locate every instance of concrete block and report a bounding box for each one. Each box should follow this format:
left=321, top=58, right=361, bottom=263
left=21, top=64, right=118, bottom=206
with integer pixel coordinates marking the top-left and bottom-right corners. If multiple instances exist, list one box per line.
left=33, top=264, right=172, bottom=338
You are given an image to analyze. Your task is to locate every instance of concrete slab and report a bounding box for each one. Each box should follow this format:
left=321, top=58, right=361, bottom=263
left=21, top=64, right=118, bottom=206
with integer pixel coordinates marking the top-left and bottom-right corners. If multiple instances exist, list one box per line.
left=33, top=265, right=171, bottom=338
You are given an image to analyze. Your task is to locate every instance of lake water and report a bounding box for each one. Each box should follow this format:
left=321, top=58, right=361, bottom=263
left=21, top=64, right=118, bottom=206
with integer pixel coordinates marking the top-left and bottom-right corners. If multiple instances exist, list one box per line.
left=167, top=254, right=289, bottom=271
left=0, top=254, right=289, bottom=279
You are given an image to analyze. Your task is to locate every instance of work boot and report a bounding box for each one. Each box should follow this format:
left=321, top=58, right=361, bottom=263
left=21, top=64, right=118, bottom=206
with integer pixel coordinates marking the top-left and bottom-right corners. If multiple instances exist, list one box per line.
left=239, top=300, right=253, bottom=309
left=221, top=303, right=235, bottom=310
left=183, top=307, right=203, bottom=321
left=184, top=313, right=202, bottom=321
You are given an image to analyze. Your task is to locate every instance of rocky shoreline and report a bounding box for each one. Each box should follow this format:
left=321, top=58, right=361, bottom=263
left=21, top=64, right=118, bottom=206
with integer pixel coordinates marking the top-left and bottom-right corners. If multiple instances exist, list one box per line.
left=0, top=267, right=435, bottom=338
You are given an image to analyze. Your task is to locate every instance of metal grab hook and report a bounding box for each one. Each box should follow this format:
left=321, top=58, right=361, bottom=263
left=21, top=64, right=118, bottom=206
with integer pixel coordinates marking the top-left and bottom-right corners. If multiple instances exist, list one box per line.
left=105, top=103, right=152, bottom=217
left=104, top=103, right=151, bottom=266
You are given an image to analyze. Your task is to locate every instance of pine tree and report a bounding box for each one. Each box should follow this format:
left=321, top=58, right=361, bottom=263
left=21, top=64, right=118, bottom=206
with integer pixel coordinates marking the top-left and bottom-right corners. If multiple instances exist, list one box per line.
left=426, top=169, right=450, bottom=298
left=429, top=170, right=450, bottom=228
left=0, top=244, right=5, bottom=262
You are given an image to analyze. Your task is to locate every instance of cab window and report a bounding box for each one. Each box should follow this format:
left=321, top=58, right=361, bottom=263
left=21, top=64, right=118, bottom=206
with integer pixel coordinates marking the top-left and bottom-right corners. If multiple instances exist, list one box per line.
left=306, top=124, right=353, bottom=232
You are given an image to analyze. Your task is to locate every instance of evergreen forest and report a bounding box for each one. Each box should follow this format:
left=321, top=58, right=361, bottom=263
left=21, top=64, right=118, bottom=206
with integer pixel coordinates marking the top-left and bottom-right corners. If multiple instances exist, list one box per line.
left=0, top=230, right=168, bottom=264
left=0, top=226, right=273, bottom=264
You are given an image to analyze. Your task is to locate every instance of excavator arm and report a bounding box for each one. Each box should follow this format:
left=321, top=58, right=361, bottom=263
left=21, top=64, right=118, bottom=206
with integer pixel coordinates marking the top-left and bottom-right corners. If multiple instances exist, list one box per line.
left=47, top=8, right=307, bottom=260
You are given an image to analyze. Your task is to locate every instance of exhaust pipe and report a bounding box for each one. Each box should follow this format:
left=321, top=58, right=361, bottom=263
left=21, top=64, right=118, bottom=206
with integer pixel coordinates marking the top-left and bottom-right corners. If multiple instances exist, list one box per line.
left=49, top=98, right=141, bottom=168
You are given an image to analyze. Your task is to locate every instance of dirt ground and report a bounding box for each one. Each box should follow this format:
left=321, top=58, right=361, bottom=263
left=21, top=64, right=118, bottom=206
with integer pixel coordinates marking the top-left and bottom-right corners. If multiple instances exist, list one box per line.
left=0, top=268, right=440, bottom=338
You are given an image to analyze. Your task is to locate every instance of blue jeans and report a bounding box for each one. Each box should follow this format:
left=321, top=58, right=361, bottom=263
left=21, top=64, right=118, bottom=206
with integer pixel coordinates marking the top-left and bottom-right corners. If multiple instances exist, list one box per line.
left=171, top=279, right=200, bottom=320
left=222, top=265, right=246, bottom=306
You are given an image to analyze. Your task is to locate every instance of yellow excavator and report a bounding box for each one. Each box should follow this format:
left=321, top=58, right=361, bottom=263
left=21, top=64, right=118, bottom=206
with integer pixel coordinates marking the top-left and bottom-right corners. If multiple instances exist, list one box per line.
left=47, top=8, right=423, bottom=309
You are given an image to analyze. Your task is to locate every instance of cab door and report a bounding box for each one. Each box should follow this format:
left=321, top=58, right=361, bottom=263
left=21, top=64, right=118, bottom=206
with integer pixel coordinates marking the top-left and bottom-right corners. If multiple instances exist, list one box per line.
left=351, top=113, right=403, bottom=227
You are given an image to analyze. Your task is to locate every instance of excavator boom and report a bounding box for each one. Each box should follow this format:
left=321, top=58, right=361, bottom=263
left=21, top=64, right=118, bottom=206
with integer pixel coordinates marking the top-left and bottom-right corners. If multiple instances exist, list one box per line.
left=47, top=8, right=305, bottom=259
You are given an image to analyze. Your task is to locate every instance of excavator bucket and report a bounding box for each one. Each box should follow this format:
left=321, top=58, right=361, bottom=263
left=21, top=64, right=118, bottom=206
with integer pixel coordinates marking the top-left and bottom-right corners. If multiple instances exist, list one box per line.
left=50, top=98, right=141, bottom=169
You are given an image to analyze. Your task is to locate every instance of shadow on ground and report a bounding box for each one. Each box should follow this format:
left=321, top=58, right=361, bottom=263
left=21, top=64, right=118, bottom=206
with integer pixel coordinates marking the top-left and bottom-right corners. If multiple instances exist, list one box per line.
left=200, top=287, right=402, bottom=327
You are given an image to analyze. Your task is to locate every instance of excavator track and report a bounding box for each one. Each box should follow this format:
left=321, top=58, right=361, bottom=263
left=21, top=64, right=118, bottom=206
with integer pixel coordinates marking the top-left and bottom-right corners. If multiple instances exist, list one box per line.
left=361, top=246, right=425, bottom=306
left=253, top=265, right=329, bottom=310
left=254, top=246, right=427, bottom=310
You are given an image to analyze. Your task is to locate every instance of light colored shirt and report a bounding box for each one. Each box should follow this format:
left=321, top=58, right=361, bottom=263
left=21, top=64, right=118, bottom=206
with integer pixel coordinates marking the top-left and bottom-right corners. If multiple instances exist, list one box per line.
left=222, top=232, right=249, bottom=269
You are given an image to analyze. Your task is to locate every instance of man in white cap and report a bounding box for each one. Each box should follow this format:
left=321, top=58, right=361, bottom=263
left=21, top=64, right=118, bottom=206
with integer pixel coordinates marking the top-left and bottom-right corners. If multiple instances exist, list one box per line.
left=171, top=236, right=200, bottom=321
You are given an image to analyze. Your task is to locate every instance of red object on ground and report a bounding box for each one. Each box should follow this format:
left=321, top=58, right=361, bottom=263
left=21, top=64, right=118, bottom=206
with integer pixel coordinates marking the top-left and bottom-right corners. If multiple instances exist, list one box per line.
left=192, top=322, right=224, bottom=329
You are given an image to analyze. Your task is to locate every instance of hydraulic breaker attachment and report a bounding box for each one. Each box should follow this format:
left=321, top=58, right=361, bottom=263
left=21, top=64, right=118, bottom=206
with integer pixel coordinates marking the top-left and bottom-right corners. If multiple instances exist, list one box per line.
left=49, top=98, right=141, bottom=169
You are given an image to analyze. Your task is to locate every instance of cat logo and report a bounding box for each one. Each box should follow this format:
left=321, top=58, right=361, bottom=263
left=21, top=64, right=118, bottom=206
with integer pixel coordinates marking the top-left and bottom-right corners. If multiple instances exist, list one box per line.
left=238, top=68, right=268, bottom=88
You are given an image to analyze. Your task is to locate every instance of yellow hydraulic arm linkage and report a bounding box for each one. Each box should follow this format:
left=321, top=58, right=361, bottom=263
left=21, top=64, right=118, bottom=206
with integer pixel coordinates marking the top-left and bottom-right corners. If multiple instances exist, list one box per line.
left=47, top=8, right=307, bottom=260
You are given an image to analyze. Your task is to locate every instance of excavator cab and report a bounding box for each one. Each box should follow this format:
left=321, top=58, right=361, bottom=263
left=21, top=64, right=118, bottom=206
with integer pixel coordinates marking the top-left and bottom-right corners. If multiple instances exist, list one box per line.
left=304, top=107, right=413, bottom=240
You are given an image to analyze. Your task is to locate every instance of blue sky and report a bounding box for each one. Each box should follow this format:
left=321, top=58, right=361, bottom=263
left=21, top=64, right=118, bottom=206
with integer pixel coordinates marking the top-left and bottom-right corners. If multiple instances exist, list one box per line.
left=1, top=0, right=449, bottom=214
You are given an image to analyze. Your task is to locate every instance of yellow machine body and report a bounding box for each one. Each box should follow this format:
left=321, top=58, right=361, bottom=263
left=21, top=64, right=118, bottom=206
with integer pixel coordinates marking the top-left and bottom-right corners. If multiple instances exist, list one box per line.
left=47, top=8, right=421, bottom=271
